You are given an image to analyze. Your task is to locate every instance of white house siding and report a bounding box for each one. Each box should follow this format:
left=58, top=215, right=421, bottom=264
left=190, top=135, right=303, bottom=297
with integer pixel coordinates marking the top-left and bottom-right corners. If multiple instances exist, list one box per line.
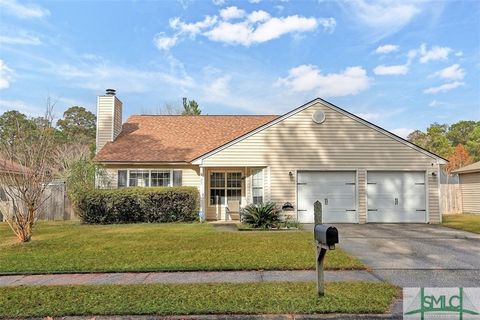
left=201, top=101, right=441, bottom=223
left=459, top=172, right=480, bottom=214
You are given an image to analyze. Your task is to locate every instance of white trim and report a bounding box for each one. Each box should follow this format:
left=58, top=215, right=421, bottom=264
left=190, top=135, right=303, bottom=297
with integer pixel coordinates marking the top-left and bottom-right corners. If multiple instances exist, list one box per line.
left=250, top=168, right=265, bottom=204
left=425, top=170, right=430, bottom=224
left=192, top=98, right=447, bottom=164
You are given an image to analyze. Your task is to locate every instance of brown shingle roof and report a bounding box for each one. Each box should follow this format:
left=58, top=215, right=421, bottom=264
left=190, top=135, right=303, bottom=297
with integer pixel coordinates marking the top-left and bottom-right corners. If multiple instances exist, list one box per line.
left=95, top=115, right=278, bottom=163
left=452, top=161, right=480, bottom=174
left=0, top=158, right=28, bottom=174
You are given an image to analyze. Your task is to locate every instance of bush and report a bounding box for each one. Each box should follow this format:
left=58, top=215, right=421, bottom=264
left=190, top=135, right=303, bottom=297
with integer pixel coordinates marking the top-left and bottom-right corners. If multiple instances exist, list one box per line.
left=241, top=202, right=281, bottom=229
left=77, top=187, right=199, bottom=224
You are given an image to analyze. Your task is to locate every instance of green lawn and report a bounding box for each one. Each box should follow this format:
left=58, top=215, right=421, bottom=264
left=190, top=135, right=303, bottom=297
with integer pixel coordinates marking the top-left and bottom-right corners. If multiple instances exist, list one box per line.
left=0, top=282, right=398, bottom=317
left=0, top=222, right=364, bottom=273
left=443, top=214, right=480, bottom=234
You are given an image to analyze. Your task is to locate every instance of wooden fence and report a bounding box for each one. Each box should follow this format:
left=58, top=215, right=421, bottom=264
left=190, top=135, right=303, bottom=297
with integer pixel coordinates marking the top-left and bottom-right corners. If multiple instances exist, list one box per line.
left=0, top=181, right=76, bottom=221
left=440, top=184, right=462, bottom=215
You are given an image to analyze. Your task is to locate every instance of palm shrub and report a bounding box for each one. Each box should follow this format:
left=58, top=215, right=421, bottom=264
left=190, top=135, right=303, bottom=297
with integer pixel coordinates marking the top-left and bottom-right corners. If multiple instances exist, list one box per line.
left=241, top=202, right=281, bottom=229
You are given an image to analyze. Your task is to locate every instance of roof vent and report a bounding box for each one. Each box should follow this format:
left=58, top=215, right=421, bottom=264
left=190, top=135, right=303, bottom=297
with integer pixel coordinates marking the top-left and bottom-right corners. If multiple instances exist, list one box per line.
left=312, top=110, right=326, bottom=124
left=105, top=89, right=116, bottom=96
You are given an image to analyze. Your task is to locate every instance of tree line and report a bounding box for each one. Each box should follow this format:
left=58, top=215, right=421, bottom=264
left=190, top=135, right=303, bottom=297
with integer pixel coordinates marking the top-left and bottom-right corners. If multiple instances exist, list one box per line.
left=407, top=120, right=480, bottom=173
left=0, top=97, right=201, bottom=242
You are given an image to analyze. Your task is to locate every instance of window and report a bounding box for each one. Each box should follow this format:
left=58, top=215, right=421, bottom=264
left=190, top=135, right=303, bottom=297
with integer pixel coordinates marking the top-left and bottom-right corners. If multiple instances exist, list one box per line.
left=173, top=170, right=182, bottom=186
left=151, top=170, right=170, bottom=187
left=129, top=170, right=149, bottom=187
left=251, top=169, right=263, bottom=204
left=227, top=172, right=242, bottom=202
left=210, top=172, right=225, bottom=205
left=117, top=170, right=127, bottom=188
left=209, top=171, right=242, bottom=205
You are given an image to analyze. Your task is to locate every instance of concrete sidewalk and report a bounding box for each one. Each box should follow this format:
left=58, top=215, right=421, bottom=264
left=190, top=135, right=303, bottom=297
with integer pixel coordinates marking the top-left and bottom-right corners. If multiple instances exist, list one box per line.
left=0, top=270, right=379, bottom=287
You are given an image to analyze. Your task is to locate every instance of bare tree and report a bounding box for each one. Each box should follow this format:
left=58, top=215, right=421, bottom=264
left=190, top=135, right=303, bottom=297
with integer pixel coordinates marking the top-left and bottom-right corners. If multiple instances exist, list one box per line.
left=0, top=104, right=58, bottom=242
left=141, top=103, right=182, bottom=115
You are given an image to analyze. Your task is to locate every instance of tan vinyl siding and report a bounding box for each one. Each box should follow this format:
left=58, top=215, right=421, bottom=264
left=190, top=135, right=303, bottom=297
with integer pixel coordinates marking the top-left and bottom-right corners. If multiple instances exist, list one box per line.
left=428, top=169, right=441, bottom=223
left=202, top=101, right=441, bottom=223
left=96, top=96, right=123, bottom=154
left=357, top=169, right=367, bottom=223
left=96, top=96, right=114, bottom=153
left=113, top=97, right=123, bottom=140
left=459, top=172, right=480, bottom=214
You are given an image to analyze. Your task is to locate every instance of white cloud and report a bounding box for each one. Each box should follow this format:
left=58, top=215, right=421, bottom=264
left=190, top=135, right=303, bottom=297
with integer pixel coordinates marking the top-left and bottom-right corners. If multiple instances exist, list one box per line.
left=0, top=33, right=41, bottom=46
left=212, top=0, right=225, bottom=5
left=153, top=33, right=178, bottom=50
left=391, top=128, right=414, bottom=138
left=418, top=43, right=451, bottom=63
left=205, top=15, right=328, bottom=46
left=277, top=64, right=370, bottom=97
left=344, top=0, right=422, bottom=38
left=169, top=15, right=218, bottom=38
left=248, top=10, right=270, bottom=23
left=205, top=75, right=231, bottom=99
left=431, top=64, right=465, bottom=81
left=375, top=44, right=399, bottom=54
left=55, top=61, right=195, bottom=93
left=373, top=64, right=408, bottom=75
left=0, top=0, right=50, bottom=18
left=249, top=0, right=261, bottom=3
left=424, top=81, right=464, bottom=94
left=220, top=6, right=246, bottom=20
left=156, top=8, right=334, bottom=49
left=0, top=59, right=14, bottom=89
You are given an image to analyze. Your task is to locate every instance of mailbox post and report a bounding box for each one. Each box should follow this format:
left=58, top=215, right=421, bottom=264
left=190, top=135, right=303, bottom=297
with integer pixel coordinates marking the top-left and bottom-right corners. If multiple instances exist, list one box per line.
left=313, top=201, right=338, bottom=296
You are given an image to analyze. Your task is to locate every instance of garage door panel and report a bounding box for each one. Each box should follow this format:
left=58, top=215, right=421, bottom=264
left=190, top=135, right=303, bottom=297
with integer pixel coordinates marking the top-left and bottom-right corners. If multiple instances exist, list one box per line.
left=297, top=171, right=357, bottom=223
left=367, top=171, right=426, bottom=223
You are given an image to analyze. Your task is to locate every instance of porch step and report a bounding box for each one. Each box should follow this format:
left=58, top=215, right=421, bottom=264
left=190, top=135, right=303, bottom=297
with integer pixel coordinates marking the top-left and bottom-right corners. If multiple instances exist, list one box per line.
left=228, top=213, right=240, bottom=221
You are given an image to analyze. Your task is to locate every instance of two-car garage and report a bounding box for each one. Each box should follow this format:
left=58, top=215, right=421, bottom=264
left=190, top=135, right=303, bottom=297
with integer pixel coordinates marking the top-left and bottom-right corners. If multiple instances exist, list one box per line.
left=297, top=171, right=427, bottom=223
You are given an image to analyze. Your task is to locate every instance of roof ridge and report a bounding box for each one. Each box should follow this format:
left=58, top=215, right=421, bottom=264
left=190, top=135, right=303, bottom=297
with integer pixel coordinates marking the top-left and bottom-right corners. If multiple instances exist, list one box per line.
left=130, top=114, right=280, bottom=117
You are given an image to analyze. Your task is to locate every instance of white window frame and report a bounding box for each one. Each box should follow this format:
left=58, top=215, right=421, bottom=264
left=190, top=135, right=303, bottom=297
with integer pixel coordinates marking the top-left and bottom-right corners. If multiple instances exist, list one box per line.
left=250, top=168, right=264, bottom=204
left=208, top=170, right=243, bottom=207
left=151, top=170, right=172, bottom=187
left=123, top=169, right=180, bottom=187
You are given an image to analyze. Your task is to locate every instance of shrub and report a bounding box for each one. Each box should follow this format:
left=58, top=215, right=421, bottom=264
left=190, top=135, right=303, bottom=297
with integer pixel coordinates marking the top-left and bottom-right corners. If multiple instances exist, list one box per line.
left=77, top=187, right=199, bottom=224
left=241, top=202, right=281, bottom=229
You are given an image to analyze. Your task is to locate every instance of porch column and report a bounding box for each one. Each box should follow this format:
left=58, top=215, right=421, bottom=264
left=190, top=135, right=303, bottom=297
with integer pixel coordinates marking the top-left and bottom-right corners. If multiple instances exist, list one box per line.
left=199, top=166, right=205, bottom=221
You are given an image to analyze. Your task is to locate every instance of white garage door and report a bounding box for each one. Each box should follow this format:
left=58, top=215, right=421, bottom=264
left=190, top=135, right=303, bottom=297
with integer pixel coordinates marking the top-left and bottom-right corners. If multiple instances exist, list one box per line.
left=367, top=171, right=426, bottom=223
left=297, top=171, right=357, bottom=223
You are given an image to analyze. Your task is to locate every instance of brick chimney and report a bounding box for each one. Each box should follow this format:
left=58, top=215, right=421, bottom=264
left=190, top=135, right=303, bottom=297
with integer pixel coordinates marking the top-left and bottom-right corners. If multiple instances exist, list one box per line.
left=96, top=89, right=123, bottom=153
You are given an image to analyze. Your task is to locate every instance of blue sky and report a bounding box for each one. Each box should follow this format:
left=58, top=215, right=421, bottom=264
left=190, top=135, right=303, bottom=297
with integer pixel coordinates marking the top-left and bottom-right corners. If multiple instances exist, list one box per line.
left=0, top=0, right=479, bottom=137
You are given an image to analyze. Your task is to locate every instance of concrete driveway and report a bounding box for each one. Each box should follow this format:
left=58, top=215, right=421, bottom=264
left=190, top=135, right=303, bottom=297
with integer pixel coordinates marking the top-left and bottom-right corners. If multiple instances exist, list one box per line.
left=333, top=224, right=480, bottom=287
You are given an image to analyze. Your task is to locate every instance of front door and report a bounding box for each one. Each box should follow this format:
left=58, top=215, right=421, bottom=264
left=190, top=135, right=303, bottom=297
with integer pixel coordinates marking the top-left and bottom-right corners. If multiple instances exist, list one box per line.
left=208, top=171, right=242, bottom=220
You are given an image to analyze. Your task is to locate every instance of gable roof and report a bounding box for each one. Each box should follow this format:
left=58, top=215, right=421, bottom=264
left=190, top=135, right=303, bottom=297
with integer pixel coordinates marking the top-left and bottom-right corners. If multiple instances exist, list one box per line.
left=452, top=161, right=480, bottom=174
left=192, top=98, right=448, bottom=164
left=0, top=158, right=29, bottom=174
left=95, top=115, right=278, bottom=163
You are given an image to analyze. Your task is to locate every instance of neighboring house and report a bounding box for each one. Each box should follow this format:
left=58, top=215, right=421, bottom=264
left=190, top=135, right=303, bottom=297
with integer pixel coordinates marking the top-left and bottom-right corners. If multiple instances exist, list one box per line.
left=452, top=161, right=480, bottom=214
left=0, top=158, right=27, bottom=222
left=95, top=89, right=447, bottom=224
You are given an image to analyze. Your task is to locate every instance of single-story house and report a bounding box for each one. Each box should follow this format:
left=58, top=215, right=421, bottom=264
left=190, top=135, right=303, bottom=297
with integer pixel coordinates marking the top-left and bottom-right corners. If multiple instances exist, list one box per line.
left=0, top=158, right=28, bottom=221
left=452, top=161, right=480, bottom=214
left=95, top=89, right=447, bottom=224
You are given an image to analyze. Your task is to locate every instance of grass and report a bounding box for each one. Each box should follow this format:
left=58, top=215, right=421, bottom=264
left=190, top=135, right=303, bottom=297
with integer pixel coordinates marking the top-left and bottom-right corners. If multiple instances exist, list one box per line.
left=442, top=214, right=480, bottom=234
left=0, top=222, right=364, bottom=273
left=0, top=282, right=398, bottom=317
